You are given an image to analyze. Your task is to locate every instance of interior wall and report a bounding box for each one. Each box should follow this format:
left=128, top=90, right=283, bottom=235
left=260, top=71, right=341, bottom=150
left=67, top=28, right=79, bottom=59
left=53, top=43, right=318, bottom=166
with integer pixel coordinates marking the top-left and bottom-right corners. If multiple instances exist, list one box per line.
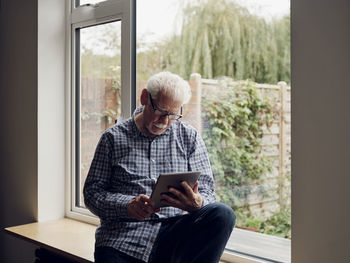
left=37, top=0, right=66, bottom=222
left=291, top=0, right=350, bottom=262
left=0, top=0, right=39, bottom=262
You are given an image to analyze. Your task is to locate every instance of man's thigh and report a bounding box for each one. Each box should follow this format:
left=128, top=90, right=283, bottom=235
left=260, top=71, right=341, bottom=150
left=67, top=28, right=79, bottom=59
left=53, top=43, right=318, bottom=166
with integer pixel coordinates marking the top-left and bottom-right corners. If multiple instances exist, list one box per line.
left=95, top=246, right=144, bottom=263
left=149, top=203, right=235, bottom=263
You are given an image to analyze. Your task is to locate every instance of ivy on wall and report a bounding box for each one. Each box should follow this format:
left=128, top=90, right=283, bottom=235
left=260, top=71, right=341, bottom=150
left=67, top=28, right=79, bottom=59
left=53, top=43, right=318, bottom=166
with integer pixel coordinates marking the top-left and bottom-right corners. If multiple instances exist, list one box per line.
left=202, top=81, right=276, bottom=206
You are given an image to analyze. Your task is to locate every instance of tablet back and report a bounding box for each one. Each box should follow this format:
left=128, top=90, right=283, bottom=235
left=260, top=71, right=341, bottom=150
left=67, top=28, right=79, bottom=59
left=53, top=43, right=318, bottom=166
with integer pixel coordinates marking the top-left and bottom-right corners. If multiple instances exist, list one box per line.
left=150, top=171, right=201, bottom=208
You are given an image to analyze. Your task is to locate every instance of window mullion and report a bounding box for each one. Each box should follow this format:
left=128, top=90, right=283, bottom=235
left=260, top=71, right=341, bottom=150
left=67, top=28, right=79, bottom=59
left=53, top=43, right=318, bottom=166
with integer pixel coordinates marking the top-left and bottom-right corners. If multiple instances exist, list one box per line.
left=120, top=0, right=135, bottom=120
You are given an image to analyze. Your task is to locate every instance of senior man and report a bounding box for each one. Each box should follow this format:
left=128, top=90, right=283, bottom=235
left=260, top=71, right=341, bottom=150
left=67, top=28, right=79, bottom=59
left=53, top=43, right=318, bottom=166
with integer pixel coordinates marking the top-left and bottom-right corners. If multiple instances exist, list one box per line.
left=83, top=72, right=235, bottom=263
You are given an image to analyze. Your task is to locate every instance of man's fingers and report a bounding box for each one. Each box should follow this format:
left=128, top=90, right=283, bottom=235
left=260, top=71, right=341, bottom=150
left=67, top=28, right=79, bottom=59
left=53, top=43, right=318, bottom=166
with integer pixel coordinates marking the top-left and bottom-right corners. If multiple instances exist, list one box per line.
left=147, top=199, right=156, bottom=208
left=143, top=203, right=155, bottom=214
left=139, top=195, right=157, bottom=211
left=139, top=194, right=151, bottom=202
left=166, top=183, right=202, bottom=212
left=129, top=195, right=159, bottom=221
left=132, top=198, right=152, bottom=219
left=161, top=193, right=182, bottom=208
left=193, top=181, right=199, bottom=193
left=180, top=181, right=195, bottom=196
left=137, top=202, right=153, bottom=218
left=168, top=187, right=186, bottom=201
left=130, top=204, right=146, bottom=221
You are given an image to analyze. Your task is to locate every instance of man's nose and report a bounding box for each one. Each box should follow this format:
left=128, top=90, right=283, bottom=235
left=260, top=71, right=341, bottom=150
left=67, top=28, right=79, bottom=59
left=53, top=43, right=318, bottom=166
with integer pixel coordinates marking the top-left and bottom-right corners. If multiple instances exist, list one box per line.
left=158, top=114, right=169, bottom=124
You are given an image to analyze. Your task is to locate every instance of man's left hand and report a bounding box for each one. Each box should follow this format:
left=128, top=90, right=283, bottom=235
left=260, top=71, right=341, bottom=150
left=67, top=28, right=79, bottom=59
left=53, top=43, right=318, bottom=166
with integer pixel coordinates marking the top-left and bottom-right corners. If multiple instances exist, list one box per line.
left=160, top=181, right=203, bottom=212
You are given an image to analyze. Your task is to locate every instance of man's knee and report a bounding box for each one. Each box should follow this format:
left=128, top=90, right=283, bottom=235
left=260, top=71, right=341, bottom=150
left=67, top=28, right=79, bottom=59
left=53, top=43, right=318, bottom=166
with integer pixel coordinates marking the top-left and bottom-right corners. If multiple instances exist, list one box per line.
left=202, top=202, right=236, bottom=230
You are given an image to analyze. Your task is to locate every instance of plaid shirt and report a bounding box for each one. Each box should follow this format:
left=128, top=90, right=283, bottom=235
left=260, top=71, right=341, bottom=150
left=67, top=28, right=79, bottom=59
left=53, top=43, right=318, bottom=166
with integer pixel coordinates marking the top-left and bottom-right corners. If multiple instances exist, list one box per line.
left=83, top=107, right=215, bottom=262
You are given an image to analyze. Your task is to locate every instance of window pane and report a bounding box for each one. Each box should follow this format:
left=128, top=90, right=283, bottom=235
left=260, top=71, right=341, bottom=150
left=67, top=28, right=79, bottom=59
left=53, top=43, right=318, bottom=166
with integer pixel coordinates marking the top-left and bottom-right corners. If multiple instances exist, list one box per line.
left=78, top=21, right=121, bottom=208
left=137, top=0, right=290, bottom=261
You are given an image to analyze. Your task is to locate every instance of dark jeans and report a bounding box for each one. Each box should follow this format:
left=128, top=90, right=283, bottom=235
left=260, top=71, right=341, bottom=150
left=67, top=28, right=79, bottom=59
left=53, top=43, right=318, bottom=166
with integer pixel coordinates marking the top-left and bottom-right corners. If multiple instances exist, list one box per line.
left=95, top=202, right=236, bottom=263
left=95, top=247, right=144, bottom=263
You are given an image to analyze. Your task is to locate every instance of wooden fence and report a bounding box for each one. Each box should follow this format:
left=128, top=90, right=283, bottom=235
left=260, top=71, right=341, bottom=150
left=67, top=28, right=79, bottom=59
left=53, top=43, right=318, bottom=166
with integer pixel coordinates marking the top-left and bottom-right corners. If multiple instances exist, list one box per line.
left=188, top=74, right=291, bottom=217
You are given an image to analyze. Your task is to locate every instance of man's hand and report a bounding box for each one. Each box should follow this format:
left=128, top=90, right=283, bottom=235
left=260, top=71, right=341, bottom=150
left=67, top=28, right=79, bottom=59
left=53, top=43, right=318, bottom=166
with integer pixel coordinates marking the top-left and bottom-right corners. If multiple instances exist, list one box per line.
left=127, top=194, right=160, bottom=221
left=160, top=181, right=203, bottom=212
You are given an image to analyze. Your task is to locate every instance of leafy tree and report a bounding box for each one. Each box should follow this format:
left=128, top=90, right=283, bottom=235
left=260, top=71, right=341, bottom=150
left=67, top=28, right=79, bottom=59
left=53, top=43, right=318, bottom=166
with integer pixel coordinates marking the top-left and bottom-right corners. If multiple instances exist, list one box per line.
left=80, top=22, right=121, bottom=80
left=80, top=0, right=290, bottom=84
left=139, top=0, right=290, bottom=84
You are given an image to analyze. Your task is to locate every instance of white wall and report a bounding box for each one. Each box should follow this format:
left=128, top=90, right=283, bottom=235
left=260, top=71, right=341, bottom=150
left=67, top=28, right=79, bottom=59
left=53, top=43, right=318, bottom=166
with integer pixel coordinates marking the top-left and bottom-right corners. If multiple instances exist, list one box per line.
left=292, top=0, right=350, bottom=262
left=37, top=0, right=66, bottom=222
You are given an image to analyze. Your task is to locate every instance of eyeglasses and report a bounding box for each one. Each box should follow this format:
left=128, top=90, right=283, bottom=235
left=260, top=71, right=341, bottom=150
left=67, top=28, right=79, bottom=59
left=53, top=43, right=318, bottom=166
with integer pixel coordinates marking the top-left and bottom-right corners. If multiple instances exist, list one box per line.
left=148, top=93, right=183, bottom=120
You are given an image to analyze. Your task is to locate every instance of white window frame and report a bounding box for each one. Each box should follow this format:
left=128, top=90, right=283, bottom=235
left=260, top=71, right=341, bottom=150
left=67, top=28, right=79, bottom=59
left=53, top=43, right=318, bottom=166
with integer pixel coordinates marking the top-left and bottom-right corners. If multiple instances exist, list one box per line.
left=65, top=0, right=135, bottom=224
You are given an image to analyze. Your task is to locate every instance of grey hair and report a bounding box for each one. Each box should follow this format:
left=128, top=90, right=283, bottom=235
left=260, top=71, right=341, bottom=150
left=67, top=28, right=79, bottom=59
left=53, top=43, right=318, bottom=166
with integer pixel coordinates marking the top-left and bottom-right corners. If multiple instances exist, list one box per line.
left=146, top=72, right=192, bottom=105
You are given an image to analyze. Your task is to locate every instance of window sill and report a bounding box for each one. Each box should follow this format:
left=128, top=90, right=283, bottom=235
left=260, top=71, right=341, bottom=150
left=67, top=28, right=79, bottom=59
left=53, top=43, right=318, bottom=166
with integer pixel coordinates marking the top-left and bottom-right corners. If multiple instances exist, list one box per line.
left=224, top=228, right=291, bottom=263
left=5, top=218, right=95, bottom=263
left=5, top=218, right=290, bottom=263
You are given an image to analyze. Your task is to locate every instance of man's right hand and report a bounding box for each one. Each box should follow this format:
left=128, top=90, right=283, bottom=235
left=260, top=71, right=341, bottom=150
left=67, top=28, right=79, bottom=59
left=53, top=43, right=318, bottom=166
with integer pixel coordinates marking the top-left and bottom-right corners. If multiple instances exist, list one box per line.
left=127, top=194, right=161, bottom=221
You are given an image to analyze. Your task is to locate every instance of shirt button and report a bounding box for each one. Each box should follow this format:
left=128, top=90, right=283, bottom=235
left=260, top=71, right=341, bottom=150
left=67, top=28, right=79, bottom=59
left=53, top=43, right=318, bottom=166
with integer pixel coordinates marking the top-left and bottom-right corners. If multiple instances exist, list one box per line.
left=151, top=159, right=156, bottom=163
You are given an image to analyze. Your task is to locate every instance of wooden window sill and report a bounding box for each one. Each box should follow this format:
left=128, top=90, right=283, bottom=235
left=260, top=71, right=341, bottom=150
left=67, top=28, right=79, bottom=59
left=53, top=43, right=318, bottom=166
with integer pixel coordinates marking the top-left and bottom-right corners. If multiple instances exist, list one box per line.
left=5, top=218, right=96, bottom=263
left=5, top=218, right=290, bottom=263
left=5, top=218, right=230, bottom=263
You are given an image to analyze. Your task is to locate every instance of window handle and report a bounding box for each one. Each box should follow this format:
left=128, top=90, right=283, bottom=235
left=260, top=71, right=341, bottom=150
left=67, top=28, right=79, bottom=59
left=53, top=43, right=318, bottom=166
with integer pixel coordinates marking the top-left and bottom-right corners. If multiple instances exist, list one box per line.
left=79, top=3, right=100, bottom=8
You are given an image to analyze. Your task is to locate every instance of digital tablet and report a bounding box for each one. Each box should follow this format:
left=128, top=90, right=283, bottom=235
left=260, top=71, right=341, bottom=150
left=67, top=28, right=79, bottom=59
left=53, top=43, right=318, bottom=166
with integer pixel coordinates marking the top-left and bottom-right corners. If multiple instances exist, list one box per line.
left=150, top=171, right=201, bottom=208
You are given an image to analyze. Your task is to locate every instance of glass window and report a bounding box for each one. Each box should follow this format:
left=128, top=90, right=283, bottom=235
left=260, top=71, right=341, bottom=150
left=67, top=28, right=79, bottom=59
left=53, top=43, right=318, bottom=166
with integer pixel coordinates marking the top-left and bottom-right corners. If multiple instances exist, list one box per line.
left=76, top=21, right=122, bottom=208
left=137, top=0, right=290, bottom=261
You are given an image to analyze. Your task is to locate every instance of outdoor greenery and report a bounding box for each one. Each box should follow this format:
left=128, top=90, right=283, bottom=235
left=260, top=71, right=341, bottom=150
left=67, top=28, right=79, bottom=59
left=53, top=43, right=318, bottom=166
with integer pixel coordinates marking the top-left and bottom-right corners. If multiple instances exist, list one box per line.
left=81, top=0, right=290, bottom=84
left=137, top=0, right=290, bottom=84
left=81, top=22, right=122, bottom=124
left=201, top=81, right=291, bottom=239
left=202, top=81, right=275, bottom=206
left=235, top=206, right=291, bottom=239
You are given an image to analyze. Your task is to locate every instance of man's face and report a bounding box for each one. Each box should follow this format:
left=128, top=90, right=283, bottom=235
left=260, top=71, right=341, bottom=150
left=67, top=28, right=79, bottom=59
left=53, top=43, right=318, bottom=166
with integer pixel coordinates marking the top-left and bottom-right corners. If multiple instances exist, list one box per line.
left=143, top=91, right=182, bottom=137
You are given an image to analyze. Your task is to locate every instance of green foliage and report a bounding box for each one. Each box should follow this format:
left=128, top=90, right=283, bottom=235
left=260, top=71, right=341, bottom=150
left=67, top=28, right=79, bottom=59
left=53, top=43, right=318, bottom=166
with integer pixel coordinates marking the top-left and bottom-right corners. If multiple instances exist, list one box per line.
left=81, top=51, right=121, bottom=79
left=138, top=0, right=290, bottom=84
left=80, top=22, right=122, bottom=80
left=202, top=81, right=275, bottom=206
left=136, top=39, right=171, bottom=81
left=263, top=208, right=291, bottom=238
left=201, top=80, right=291, bottom=239
left=235, top=207, right=291, bottom=239
left=81, top=109, right=118, bottom=124
left=80, top=0, right=290, bottom=84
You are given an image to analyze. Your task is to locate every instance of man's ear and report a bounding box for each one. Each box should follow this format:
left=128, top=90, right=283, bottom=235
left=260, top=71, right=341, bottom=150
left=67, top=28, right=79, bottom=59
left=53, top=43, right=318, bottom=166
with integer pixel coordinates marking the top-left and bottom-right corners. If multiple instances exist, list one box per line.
left=140, top=89, right=148, bottom=106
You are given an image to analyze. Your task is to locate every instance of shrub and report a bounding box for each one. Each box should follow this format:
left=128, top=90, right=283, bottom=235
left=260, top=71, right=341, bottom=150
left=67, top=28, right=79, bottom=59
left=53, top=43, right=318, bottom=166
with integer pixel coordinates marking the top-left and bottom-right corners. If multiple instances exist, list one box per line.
left=202, top=80, right=275, bottom=206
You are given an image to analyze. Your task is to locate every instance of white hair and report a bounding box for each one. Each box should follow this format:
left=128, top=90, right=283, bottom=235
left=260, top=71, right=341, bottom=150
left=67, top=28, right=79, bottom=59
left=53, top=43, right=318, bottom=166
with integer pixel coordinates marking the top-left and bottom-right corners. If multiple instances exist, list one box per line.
left=146, top=72, right=192, bottom=105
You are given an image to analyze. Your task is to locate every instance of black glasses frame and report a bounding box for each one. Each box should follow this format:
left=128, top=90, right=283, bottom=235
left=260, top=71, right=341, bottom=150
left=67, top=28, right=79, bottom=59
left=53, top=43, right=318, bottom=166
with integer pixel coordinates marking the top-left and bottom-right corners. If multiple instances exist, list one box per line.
left=148, top=93, right=183, bottom=120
